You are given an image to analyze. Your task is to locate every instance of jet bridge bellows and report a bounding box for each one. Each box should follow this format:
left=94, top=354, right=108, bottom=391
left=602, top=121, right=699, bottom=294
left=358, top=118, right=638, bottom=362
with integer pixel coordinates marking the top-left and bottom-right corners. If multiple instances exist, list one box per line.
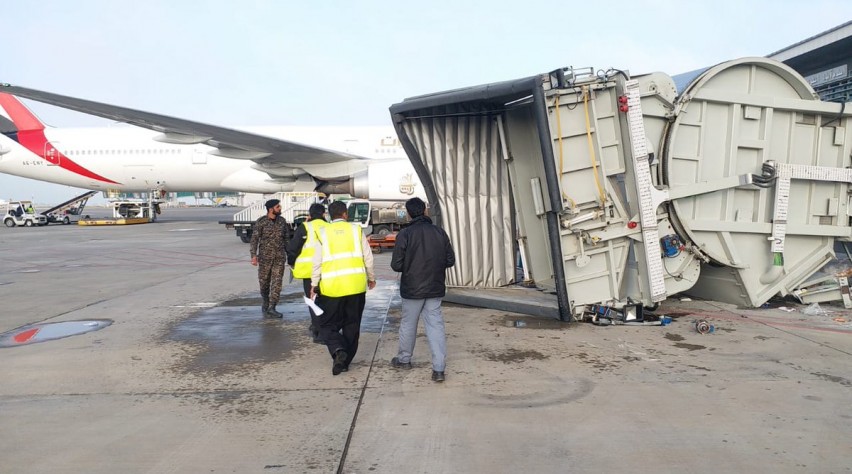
left=390, top=58, right=852, bottom=320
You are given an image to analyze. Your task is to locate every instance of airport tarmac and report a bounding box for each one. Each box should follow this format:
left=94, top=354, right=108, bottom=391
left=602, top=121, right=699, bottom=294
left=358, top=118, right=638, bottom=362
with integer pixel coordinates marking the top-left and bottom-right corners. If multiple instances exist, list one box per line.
left=1, top=207, right=850, bottom=473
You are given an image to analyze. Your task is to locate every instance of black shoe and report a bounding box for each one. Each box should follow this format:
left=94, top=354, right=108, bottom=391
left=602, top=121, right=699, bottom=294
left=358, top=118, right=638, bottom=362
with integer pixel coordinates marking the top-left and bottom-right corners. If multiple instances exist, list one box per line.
left=390, top=357, right=412, bottom=370
left=332, top=350, right=348, bottom=375
left=262, top=297, right=269, bottom=313
left=264, top=308, right=283, bottom=318
left=431, top=371, right=445, bottom=383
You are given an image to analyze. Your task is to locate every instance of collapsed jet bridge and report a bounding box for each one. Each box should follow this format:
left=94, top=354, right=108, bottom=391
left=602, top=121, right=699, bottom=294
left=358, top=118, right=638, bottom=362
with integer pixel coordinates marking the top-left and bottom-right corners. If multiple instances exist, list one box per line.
left=390, top=58, right=852, bottom=321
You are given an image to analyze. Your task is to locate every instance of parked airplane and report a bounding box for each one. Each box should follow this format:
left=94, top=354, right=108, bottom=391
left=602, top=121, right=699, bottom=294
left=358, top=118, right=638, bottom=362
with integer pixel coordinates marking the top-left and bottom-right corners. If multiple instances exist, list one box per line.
left=0, top=84, right=424, bottom=202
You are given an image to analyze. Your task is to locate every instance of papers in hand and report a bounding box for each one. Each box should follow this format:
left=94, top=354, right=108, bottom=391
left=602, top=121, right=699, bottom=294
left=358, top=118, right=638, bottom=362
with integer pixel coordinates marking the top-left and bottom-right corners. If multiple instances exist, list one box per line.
left=304, top=296, right=324, bottom=316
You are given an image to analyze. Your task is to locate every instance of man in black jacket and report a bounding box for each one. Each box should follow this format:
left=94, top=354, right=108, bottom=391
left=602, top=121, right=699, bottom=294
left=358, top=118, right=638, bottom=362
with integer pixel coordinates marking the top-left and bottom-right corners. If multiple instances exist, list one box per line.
left=389, top=197, right=455, bottom=382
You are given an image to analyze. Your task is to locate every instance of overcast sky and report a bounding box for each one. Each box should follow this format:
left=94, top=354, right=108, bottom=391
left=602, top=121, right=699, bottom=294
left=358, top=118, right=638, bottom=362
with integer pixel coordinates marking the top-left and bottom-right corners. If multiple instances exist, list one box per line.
left=1, top=0, right=850, bottom=204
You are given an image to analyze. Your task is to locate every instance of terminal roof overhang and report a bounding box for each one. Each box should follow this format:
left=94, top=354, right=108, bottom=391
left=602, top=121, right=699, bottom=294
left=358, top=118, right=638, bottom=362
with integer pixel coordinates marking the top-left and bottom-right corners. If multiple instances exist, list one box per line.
left=769, top=20, right=852, bottom=69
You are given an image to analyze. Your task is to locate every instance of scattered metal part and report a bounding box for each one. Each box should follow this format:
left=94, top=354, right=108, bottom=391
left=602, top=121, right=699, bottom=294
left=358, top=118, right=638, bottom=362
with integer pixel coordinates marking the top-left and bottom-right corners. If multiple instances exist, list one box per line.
left=695, top=319, right=714, bottom=334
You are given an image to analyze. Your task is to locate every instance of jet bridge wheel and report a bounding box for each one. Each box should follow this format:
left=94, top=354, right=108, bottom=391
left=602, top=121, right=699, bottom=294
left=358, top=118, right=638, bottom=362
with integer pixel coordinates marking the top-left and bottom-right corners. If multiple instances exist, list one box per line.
left=4, top=218, right=15, bottom=227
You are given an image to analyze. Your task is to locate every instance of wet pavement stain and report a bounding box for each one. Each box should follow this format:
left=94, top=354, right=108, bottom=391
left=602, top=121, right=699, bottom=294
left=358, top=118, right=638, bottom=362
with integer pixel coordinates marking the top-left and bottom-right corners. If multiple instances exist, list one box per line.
left=164, top=290, right=395, bottom=375
left=665, top=333, right=685, bottom=341
left=164, top=294, right=312, bottom=375
left=483, top=348, right=548, bottom=363
left=471, top=376, right=595, bottom=408
left=812, top=372, right=851, bottom=386
left=673, top=342, right=706, bottom=351
left=688, top=365, right=712, bottom=371
left=497, top=314, right=571, bottom=329
left=166, top=305, right=300, bottom=374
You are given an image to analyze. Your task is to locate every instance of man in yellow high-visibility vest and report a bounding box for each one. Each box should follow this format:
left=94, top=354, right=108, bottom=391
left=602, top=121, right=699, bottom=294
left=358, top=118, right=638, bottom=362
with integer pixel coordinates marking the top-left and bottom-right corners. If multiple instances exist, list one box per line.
left=310, top=200, right=376, bottom=375
left=286, top=203, right=328, bottom=343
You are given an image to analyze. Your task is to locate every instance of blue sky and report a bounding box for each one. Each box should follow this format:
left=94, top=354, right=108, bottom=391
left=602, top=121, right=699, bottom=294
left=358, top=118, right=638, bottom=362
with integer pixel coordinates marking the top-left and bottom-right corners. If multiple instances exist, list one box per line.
left=1, top=0, right=850, bottom=204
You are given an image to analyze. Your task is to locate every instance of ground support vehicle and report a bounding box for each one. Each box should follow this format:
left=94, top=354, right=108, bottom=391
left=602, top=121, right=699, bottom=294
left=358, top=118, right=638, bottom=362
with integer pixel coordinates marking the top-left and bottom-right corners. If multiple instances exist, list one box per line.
left=346, top=199, right=410, bottom=236
left=42, top=191, right=97, bottom=225
left=219, top=192, right=324, bottom=243
left=368, top=232, right=398, bottom=253
left=3, top=200, right=47, bottom=227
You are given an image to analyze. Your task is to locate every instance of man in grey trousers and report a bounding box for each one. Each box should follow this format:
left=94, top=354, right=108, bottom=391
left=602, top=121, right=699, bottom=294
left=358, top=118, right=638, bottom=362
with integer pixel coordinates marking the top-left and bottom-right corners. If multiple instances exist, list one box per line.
left=389, top=197, right=456, bottom=382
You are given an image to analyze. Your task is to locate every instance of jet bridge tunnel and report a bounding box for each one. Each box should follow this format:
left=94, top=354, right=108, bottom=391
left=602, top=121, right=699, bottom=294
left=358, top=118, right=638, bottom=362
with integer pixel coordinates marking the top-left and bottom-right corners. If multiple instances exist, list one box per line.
left=390, top=58, right=852, bottom=321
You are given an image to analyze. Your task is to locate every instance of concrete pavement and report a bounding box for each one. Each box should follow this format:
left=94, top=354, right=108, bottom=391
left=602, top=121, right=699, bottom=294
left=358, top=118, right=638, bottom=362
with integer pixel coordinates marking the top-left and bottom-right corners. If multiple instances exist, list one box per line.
left=1, top=208, right=850, bottom=473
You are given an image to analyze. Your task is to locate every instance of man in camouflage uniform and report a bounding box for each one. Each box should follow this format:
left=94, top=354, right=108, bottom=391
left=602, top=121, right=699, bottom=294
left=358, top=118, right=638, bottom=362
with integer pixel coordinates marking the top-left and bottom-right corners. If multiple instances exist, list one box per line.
left=250, top=199, right=289, bottom=318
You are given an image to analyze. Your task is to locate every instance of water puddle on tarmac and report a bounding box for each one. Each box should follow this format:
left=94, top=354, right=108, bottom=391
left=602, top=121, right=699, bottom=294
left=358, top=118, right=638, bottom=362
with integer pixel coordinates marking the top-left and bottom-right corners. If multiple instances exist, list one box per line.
left=165, top=293, right=308, bottom=373
left=165, top=287, right=395, bottom=374
left=0, top=320, right=113, bottom=348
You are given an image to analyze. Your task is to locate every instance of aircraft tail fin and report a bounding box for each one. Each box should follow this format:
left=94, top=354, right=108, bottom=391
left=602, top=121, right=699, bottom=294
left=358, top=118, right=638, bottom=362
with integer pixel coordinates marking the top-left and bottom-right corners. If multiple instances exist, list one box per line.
left=0, top=93, right=46, bottom=134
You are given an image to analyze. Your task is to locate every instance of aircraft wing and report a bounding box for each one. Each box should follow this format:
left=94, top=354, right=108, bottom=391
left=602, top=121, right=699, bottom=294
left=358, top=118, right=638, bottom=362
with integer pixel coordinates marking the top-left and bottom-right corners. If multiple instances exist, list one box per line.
left=0, top=83, right=367, bottom=177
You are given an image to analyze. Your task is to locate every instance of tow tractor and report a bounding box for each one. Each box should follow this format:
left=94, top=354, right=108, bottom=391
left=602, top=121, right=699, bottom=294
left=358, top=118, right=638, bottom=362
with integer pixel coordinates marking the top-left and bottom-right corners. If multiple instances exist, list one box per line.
left=3, top=200, right=48, bottom=227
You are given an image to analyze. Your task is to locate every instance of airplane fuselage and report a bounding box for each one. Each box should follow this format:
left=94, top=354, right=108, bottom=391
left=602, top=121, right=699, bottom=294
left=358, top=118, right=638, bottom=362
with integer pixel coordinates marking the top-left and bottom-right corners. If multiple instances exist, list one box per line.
left=0, top=124, right=411, bottom=195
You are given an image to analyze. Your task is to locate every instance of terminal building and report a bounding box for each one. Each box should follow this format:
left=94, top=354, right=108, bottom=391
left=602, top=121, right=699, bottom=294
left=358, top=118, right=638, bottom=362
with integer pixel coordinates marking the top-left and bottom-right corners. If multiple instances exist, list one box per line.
left=770, top=20, right=852, bottom=103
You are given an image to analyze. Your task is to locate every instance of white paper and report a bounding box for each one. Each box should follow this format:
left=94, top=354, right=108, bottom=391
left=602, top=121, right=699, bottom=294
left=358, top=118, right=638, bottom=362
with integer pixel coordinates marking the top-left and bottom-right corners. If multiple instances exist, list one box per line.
left=304, top=296, right=324, bottom=315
